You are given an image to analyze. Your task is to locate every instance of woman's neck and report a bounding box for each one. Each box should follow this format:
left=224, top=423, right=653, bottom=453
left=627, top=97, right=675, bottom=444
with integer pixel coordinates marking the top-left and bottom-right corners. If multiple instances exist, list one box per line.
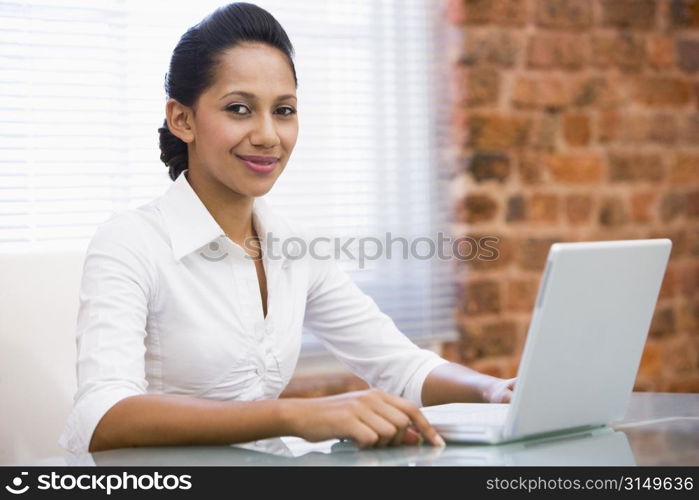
left=184, top=168, right=254, bottom=247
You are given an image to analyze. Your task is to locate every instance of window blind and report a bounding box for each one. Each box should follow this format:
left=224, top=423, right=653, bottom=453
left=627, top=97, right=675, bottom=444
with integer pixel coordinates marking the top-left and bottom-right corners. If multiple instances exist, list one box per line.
left=0, top=0, right=457, bottom=354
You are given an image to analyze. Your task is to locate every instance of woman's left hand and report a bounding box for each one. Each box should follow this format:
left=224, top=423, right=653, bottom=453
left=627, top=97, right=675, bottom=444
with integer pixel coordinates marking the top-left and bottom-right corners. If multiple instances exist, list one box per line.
left=482, top=377, right=517, bottom=403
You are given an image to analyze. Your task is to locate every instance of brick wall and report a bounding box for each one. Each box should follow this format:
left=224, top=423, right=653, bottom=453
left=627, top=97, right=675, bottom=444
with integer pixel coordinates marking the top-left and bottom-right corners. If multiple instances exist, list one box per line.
left=444, top=0, right=699, bottom=392
left=282, top=0, right=699, bottom=399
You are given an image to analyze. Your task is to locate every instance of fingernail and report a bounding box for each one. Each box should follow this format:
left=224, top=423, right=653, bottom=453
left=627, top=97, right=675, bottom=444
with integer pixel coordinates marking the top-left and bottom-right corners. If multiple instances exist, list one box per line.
left=434, top=434, right=446, bottom=447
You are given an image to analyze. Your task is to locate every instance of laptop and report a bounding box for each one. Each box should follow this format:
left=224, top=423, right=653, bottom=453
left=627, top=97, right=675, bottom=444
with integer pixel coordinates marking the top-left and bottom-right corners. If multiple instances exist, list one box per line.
left=422, top=238, right=672, bottom=444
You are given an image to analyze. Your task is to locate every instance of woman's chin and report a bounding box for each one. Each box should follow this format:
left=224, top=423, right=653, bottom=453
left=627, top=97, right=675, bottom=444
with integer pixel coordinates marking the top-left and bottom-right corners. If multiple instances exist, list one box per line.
left=240, top=179, right=277, bottom=198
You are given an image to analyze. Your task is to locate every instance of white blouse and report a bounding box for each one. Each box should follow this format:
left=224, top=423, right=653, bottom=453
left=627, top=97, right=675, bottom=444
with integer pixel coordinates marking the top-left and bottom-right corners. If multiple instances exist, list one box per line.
left=58, top=169, right=449, bottom=454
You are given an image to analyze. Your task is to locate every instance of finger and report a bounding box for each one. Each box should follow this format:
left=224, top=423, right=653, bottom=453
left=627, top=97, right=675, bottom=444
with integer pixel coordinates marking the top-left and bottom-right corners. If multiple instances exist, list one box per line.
left=390, top=425, right=406, bottom=447
left=371, top=400, right=412, bottom=442
left=348, top=420, right=380, bottom=449
left=383, top=393, right=444, bottom=447
left=357, top=411, right=398, bottom=448
left=403, top=426, right=421, bottom=446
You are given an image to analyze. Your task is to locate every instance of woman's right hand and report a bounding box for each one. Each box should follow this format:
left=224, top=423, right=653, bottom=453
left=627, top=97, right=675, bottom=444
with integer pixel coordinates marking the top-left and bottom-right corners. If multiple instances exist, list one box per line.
left=281, top=388, right=445, bottom=449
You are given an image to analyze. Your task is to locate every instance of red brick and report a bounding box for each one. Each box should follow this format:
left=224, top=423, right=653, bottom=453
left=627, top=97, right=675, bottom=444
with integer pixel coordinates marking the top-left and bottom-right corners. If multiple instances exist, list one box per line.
left=519, top=152, right=544, bottom=185
left=512, top=76, right=571, bottom=110
left=468, top=152, right=511, bottom=183
left=631, top=191, right=656, bottom=223
left=461, top=0, right=529, bottom=26
left=465, top=67, right=501, bottom=107
left=658, top=263, right=677, bottom=299
left=516, top=237, right=560, bottom=271
left=609, top=152, right=665, bottom=182
left=599, top=113, right=677, bottom=145
left=670, top=0, right=699, bottom=27
left=647, top=113, right=679, bottom=144
left=481, top=321, right=518, bottom=356
left=680, top=114, right=699, bottom=144
left=670, top=153, right=699, bottom=183
left=545, top=153, right=604, bottom=184
left=535, top=0, right=592, bottom=29
left=598, top=110, right=620, bottom=142
left=530, top=113, right=558, bottom=150
left=635, top=77, right=692, bottom=107
left=678, top=264, right=699, bottom=296
left=677, top=39, right=699, bottom=72
left=572, top=75, right=623, bottom=108
left=462, top=29, right=522, bottom=67
left=506, top=194, right=526, bottom=222
left=566, top=194, right=593, bottom=225
left=461, top=194, right=499, bottom=224
left=638, top=341, right=663, bottom=378
left=600, top=0, right=657, bottom=30
left=440, top=340, right=463, bottom=362
left=493, top=0, right=530, bottom=26
left=687, top=190, right=699, bottom=217
left=511, top=77, right=538, bottom=108
left=661, top=192, right=688, bottom=221
left=529, top=193, right=560, bottom=223
left=646, top=36, right=675, bottom=69
left=468, top=113, right=531, bottom=149
left=460, top=0, right=494, bottom=24
left=592, top=33, right=646, bottom=72
left=467, top=233, right=512, bottom=270
left=507, top=278, right=539, bottom=312
left=617, top=115, right=653, bottom=144
left=459, top=280, right=502, bottom=315
left=661, top=376, right=699, bottom=393
left=648, top=306, right=677, bottom=338
left=527, top=33, right=589, bottom=70
left=662, top=336, right=698, bottom=375
left=677, top=296, right=699, bottom=327
left=651, top=228, right=689, bottom=256
left=563, top=112, right=591, bottom=146
left=460, top=320, right=519, bottom=360
left=598, top=196, right=629, bottom=226
left=688, top=225, right=699, bottom=255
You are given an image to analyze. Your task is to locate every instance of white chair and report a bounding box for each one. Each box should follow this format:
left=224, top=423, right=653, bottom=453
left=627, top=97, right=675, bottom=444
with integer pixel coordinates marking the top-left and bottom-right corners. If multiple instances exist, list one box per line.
left=0, top=249, right=85, bottom=464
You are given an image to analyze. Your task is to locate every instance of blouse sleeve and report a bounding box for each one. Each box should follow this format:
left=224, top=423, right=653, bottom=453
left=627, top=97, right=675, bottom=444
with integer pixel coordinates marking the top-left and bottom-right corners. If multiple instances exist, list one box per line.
left=302, top=250, right=449, bottom=407
left=58, top=213, right=153, bottom=455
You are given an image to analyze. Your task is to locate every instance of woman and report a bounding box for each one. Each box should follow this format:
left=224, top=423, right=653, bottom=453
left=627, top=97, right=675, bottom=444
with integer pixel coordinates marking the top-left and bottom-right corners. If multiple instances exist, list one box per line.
left=59, top=2, right=515, bottom=455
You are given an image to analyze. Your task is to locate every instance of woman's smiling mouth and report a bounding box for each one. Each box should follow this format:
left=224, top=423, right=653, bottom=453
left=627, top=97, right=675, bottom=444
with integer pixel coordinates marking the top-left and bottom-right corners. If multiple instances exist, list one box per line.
left=235, top=154, right=279, bottom=174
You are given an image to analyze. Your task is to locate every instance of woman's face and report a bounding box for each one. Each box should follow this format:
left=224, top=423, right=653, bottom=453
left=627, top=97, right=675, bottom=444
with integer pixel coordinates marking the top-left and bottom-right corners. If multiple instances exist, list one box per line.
left=180, top=42, right=298, bottom=198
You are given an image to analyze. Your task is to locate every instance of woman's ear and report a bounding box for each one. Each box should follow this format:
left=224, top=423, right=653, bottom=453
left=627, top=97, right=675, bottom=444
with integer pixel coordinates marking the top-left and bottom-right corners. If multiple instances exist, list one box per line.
left=165, top=98, right=195, bottom=143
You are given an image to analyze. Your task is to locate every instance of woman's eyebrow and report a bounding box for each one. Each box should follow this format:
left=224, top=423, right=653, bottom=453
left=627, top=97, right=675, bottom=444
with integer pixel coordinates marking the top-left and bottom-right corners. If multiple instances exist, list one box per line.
left=220, top=90, right=297, bottom=101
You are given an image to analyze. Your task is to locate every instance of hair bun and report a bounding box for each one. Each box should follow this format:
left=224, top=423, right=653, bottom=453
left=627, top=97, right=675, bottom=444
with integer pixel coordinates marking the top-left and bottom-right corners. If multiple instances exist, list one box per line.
left=158, top=118, right=188, bottom=181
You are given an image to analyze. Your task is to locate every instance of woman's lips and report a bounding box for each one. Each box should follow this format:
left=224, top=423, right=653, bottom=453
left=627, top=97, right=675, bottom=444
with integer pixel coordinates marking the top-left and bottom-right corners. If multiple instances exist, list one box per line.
left=236, top=155, right=278, bottom=174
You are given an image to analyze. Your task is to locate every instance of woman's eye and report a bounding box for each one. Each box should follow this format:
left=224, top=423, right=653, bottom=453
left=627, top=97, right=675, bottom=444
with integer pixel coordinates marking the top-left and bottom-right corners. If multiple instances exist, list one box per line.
left=226, top=104, right=250, bottom=115
left=277, top=106, right=297, bottom=116
left=225, top=104, right=296, bottom=116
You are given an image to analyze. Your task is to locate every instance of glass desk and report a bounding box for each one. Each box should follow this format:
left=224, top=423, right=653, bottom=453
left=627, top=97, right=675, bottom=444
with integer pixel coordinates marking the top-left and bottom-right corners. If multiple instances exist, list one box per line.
left=18, top=393, right=699, bottom=466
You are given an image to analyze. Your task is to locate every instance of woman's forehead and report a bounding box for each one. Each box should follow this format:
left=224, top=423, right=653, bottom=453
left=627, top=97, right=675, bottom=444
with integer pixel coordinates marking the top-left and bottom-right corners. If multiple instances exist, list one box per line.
left=208, top=44, right=296, bottom=97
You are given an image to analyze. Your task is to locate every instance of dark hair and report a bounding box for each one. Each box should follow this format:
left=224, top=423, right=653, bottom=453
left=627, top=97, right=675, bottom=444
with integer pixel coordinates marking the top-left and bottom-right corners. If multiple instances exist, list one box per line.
left=158, top=2, right=297, bottom=181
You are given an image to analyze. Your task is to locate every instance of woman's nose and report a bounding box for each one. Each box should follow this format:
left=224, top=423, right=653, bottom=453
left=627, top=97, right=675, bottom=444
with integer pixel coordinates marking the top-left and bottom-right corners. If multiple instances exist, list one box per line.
left=250, top=113, right=280, bottom=148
